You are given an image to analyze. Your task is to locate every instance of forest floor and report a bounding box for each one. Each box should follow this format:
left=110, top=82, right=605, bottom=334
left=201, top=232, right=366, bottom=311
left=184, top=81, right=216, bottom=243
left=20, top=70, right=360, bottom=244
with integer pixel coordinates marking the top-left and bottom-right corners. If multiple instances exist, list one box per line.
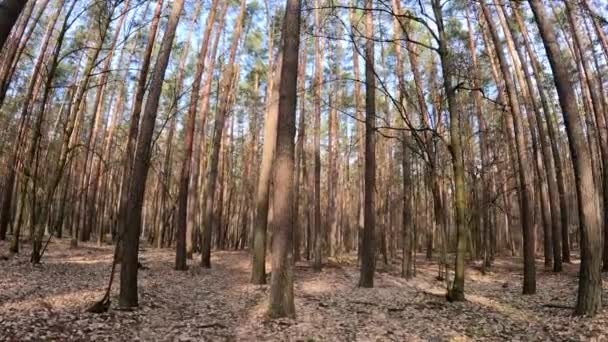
left=1, top=239, right=608, bottom=341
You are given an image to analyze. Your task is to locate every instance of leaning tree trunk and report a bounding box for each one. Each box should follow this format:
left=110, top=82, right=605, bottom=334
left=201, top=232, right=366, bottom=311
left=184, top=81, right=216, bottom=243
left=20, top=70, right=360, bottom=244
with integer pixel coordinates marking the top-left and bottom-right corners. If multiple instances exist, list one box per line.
left=175, top=0, right=219, bottom=271
left=512, top=3, right=567, bottom=270
left=79, top=0, right=129, bottom=242
left=528, top=0, right=603, bottom=317
left=115, top=0, right=163, bottom=255
left=119, top=0, right=184, bottom=309
left=0, top=0, right=28, bottom=52
left=465, top=4, right=493, bottom=270
left=201, top=0, right=247, bottom=268
left=0, top=0, right=37, bottom=109
left=251, top=45, right=280, bottom=283
left=482, top=0, right=536, bottom=295
left=564, top=0, right=608, bottom=275
left=494, top=0, right=558, bottom=271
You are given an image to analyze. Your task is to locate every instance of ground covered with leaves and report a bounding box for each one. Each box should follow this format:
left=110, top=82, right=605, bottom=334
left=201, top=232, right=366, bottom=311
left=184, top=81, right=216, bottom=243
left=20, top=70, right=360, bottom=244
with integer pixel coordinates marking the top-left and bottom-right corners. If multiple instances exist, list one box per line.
left=1, top=238, right=607, bottom=341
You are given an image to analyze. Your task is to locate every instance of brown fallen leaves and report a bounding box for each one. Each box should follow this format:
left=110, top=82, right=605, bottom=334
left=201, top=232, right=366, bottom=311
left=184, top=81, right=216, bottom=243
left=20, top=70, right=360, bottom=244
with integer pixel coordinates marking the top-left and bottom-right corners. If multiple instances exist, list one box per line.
left=0, top=239, right=607, bottom=341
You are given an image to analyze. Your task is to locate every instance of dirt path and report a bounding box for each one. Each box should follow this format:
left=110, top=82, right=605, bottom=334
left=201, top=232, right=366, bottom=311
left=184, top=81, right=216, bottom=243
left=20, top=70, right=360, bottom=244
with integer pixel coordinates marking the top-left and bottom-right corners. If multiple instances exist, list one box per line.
left=1, top=239, right=607, bottom=341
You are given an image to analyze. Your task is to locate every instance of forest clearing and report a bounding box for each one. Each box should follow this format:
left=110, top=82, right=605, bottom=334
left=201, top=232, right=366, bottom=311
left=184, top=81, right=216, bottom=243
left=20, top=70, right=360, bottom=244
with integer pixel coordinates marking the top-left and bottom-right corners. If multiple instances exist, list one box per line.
left=1, top=0, right=608, bottom=340
left=1, top=238, right=607, bottom=341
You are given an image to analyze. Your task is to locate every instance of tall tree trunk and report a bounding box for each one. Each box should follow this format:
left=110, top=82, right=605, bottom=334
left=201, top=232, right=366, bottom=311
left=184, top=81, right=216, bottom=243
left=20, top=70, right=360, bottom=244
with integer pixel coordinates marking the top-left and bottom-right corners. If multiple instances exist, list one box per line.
left=564, top=0, right=608, bottom=275
left=391, top=0, right=413, bottom=278
left=327, top=80, right=338, bottom=257
left=201, top=0, right=247, bottom=268
left=481, top=0, right=536, bottom=294
left=29, top=0, right=78, bottom=263
left=348, top=3, right=364, bottom=263
left=251, top=6, right=280, bottom=283
left=512, top=4, right=571, bottom=263
left=293, top=39, right=307, bottom=261
left=511, top=3, right=566, bottom=270
left=528, top=0, right=602, bottom=316
left=115, top=0, right=163, bottom=256
left=465, top=4, right=492, bottom=269
left=119, top=0, right=184, bottom=309
left=0, top=0, right=59, bottom=242
left=267, top=0, right=300, bottom=319
left=494, top=0, right=558, bottom=271
left=175, top=0, right=219, bottom=271
left=190, top=0, right=229, bottom=252
left=432, top=0, right=468, bottom=300
left=80, top=0, right=129, bottom=242
left=358, top=0, right=376, bottom=288
left=312, top=0, right=324, bottom=271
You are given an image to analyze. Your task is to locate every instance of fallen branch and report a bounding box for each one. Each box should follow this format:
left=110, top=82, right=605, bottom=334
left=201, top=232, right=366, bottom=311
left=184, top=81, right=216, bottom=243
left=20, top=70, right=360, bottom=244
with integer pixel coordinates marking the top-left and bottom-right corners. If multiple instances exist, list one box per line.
left=350, top=300, right=376, bottom=306
left=543, top=303, right=573, bottom=310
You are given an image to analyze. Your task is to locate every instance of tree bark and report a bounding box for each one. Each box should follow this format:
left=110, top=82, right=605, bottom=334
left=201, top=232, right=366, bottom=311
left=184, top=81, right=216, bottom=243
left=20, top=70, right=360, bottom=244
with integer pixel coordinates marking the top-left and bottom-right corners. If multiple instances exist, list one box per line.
left=0, top=0, right=27, bottom=52
left=267, top=0, right=300, bottom=319
left=293, top=39, right=307, bottom=261
left=201, top=0, right=247, bottom=268
left=116, top=0, right=163, bottom=258
left=358, top=0, right=376, bottom=288
left=432, top=0, right=467, bottom=300
left=481, top=0, right=536, bottom=294
left=175, top=0, right=219, bottom=271
left=119, top=0, right=184, bottom=308
left=528, top=0, right=602, bottom=316
left=312, top=0, right=324, bottom=271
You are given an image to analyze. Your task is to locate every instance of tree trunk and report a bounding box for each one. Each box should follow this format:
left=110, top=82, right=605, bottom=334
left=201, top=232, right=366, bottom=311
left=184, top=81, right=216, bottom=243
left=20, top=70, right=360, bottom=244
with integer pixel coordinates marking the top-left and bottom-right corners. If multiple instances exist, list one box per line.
left=267, top=0, right=300, bottom=319
left=358, top=0, right=376, bottom=288
left=175, top=0, right=219, bottom=271
left=312, top=0, right=324, bottom=271
left=201, top=0, right=247, bottom=268
left=528, top=0, right=602, bottom=316
left=481, top=0, right=536, bottom=294
left=0, top=0, right=27, bottom=51
left=293, top=39, right=307, bottom=261
left=0, top=0, right=38, bottom=109
left=564, top=0, right=608, bottom=275
left=79, top=0, right=129, bottom=243
left=115, top=0, right=163, bottom=257
left=119, top=0, right=184, bottom=309
left=432, top=0, right=467, bottom=300
left=251, top=53, right=280, bottom=282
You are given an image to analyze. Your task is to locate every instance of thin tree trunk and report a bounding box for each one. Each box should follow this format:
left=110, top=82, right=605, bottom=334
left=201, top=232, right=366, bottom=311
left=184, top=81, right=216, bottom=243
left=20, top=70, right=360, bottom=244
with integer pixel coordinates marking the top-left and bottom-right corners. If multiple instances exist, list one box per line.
left=293, top=39, right=307, bottom=261
left=358, top=0, right=376, bottom=288
left=250, top=0, right=279, bottom=282
left=175, top=0, right=219, bottom=271
left=201, top=0, right=247, bottom=268
left=432, top=0, right=468, bottom=300
left=312, top=0, right=324, bottom=271
left=481, top=0, right=536, bottom=294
